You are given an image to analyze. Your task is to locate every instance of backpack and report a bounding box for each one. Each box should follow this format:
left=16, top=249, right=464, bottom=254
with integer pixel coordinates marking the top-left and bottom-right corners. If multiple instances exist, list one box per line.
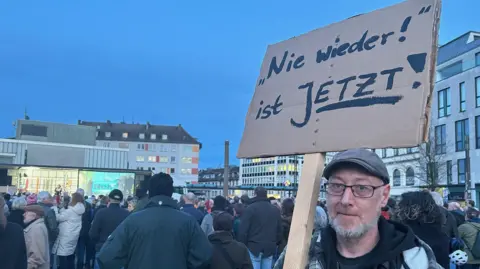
left=466, top=223, right=480, bottom=259
left=211, top=244, right=238, bottom=269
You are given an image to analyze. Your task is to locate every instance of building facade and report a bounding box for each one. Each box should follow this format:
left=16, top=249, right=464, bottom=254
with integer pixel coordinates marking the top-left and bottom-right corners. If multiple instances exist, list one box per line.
left=239, top=155, right=303, bottom=197
left=79, top=120, right=201, bottom=187
left=195, top=166, right=240, bottom=198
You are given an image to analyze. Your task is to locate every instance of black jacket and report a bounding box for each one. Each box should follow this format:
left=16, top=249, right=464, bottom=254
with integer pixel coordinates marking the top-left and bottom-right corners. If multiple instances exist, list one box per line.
left=0, top=222, right=27, bottom=269
left=89, top=203, right=130, bottom=252
left=7, top=209, right=24, bottom=228
left=181, top=204, right=205, bottom=225
left=208, top=231, right=253, bottom=269
left=97, top=195, right=212, bottom=269
left=439, top=206, right=459, bottom=239
left=80, top=202, right=92, bottom=238
left=237, top=197, right=282, bottom=257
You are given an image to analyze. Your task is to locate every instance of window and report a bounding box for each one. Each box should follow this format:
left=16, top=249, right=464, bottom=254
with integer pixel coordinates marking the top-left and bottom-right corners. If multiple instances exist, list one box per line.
left=393, top=149, right=399, bottom=156
left=181, top=168, right=192, bottom=175
left=437, top=61, right=463, bottom=80
left=455, top=119, right=469, bottom=151
left=122, top=132, right=128, bottom=138
left=459, top=82, right=466, bottom=112
left=160, top=156, right=169, bottom=163
left=95, top=131, right=98, bottom=137
left=458, top=159, right=466, bottom=184
left=476, top=52, right=480, bottom=66
left=21, top=124, right=48, bottom=137
left=438, top=88, right=451, bottom=118
left=182, top=157, right=193, bottom=163
left=118, top=143, right=129, bottom=149
left=148, top=156, right=156, bottom=162
left=447, top=160, right=452, bottom=184
left=171, top=145, right=177, bottom=152
left=476, top=77, right=480, bottom=107
left=393, top=169, right=401, bottom=187
left=136, top=156, right=145, bottom=162
left=406, top=147, right=413, bottom=154
left=139, top=133, right=145, bottom=139
left=170, top=168, right=176, bottom=174
left=435, top=125, right=446, bottom=154
left=476, top=116, right=480, bottom=149
left=151, top=133, right=157, bottom=140
left=406, top=167, right=415, bottom=186
left=382, top=149, right=386, bottom=158
left=171, top=156, right=176, bottom=163
left=105, top=132, right=111, bottom=138
left=162, top=134, right=168, bottom=140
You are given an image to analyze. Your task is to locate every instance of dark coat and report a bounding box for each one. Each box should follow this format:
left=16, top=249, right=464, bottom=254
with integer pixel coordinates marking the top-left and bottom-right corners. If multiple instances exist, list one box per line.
left=7, top=209, right=24, bottom=228
left=80, top=202, right=92, bottom=238
left=439, top=206, right=459, bottom=238
left=237, top=197, right=282, bottom=257
left=208, top=231, right=253, bottom=269
left=0, top=222, right=27, bottom=269
left=97, top=195, right=212, bottom=269
left=89, top=203, right=130, bottom=252
left=278, top=214, right=292, bottom=254
left=181, top=204, right=205, bottom=225
left=38, top=202, right=59, bottom=247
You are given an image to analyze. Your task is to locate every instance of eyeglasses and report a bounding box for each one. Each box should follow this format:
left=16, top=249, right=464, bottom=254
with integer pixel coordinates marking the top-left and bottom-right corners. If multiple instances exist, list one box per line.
left=325, top=182, right=386, bottom=198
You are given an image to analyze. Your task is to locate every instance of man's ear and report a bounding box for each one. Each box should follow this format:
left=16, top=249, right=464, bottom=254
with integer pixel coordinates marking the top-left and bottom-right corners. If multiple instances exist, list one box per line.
left=380, top=184, right=391, bottom=207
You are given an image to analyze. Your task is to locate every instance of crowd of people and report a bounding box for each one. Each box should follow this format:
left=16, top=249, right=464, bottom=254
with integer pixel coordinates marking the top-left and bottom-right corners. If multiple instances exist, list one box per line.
left=1, top=148, right=480, bottom=268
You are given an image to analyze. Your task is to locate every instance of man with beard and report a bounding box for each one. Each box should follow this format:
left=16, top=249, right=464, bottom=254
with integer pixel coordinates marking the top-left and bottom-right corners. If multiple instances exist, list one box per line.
left=0, top=195, right=27, bottom=269
left=274, top=148, right=442, bottom=269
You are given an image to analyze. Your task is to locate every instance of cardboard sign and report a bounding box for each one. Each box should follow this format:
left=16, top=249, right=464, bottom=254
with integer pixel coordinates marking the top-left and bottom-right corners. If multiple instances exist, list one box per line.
left=238, top=0, right=441, bottom=158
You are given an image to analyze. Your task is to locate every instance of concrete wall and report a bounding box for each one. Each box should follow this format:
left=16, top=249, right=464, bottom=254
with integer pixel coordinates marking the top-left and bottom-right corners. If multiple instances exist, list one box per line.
left=16, top=120, right=96, bottom=146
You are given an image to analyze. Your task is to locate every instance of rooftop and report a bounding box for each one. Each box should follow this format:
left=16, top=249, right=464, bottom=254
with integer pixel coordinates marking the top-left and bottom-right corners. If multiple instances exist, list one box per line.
left=79, top=120, right=201, bottom=146
left=438, top=31, right=480, bottom=65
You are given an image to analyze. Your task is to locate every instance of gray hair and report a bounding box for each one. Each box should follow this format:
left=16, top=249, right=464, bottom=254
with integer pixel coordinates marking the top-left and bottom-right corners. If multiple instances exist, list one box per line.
left=314, top=206, right=328, bottom=229
left=37, top=191, right=52, bottom=203
left=12, top=197, right=27, bottom=210
left=76, top=188, right=85, bottom=196
left=185, top=192, right=196, bottom=202
left=429, top=191, right=444, bottom=207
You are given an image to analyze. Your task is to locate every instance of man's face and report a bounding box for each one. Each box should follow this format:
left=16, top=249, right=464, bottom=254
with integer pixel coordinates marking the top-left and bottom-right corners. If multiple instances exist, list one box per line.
left=326, top=167, right=390, bottom=238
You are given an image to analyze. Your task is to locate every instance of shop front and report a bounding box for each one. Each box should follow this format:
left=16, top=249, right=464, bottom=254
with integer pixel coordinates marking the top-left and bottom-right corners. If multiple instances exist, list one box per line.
left=5, top=165, right=139, bottom=197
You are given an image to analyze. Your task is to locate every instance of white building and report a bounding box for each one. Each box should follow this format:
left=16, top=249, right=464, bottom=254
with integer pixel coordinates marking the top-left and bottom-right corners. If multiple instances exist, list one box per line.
left=79, top=120, right=201, bottom=187
left=239, top=155, right=303, bottom=197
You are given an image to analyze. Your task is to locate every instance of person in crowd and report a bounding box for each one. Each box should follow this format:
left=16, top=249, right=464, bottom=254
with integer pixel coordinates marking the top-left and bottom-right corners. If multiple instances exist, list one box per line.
left=395, top=191, right=450, bottom=269
left=37, top=191, right=58, bottom=269
left=0, top=195, right=28, bottom=269
left=238, top=187, right=282, bottom=269
left=430, top=191, right=459, bottom=239
left=458, top=207, right=480, bottom=268
left=197, top=200, right=207, bottom=215
left=202, top=196, right=233, bottom=236
left=314, top=205, right=328, bottom=234
left=233, top=203, right=245, bottom=239
left=278, top=198, right=294, bottom=254
left=4, top=193, right=12, bottom=211
left=271, top=199, right=281, bottom=211
left=52, top=192, right=85, bottom=269
left=381, top=205, right=390, bottom=220
left=94, top=195, right=108, bottom=217
left=9, top=196, right=27, bottom=227
left=26, top=193, right=37, bottom=206
left=23, top=205, right=50, bottom=269
left=205, top=199, right=214, bottom=214
left=76, top=188, right=93, bottom=269
left=89, top=189, right=129, bottom=269
left=96, top=172, right=211, bottom=269
left=240, top=194, right=249, bottom=206
left=127, top=198, right=137, bottom=212
left=181, top=192, right=205, bottom=225
left=468, top=200, right=479, bottom=211
left=233, top=196, right=240, bottom=204
left=209, top=211, right=253, bottom=269
left=274, top=148, right=443, bottom=269
left=449, top=202, right=466, bottom=227
left=132, top=188, right=149, bottom=213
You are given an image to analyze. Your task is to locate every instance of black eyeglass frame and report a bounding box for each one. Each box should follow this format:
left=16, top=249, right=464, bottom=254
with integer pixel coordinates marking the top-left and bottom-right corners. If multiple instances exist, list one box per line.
left=325, top=182, right=387, bottom=198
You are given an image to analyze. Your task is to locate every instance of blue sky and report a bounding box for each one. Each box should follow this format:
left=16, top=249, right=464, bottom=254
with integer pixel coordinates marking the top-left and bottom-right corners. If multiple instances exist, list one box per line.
left=0, top=0, right=477, bottom=168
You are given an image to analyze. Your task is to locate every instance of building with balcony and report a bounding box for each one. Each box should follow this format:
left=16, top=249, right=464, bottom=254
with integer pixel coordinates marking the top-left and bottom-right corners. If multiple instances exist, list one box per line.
left=192, top=166, right=240, bottom=198
left=79, top=120, right=201, bottom=187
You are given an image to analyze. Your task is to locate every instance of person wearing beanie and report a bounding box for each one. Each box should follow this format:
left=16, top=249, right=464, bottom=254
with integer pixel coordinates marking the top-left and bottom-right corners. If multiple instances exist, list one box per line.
left=89, top=189, right=129, bottom=269
left=201, top=195, right=234, bottom=236
left=23, top=205, right=50, bottom=269
left=208, top=212, right=253, bottom=269
left=97, top=173, right=212, bottom=269
left=26, top=193, right=37, bottom=205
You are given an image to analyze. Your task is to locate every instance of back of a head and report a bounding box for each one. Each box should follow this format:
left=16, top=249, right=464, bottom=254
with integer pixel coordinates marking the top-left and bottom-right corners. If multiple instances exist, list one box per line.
left=233, top=196, right=240, bottom=204
left=254, top=187, right=267, bottom=198
left=185, top=192, right=196, bottom=203
left=4, top=193, right=10, bottom=201
left=467, top=207, right=480, bottom=219
left=396, top=191, right=442, bottom=224
left=240, top=194, right=249, bottom=204
left=76, top=188, right=85, bottom=197
left=213, top=196, right=228, bottom=211
left=135, top=188, right=147, bottom=199
left=213, top=212, right=234, bottom=232
left=149, top=172, right=174, bottom=198
left=281, top=198, right=295, bottom=217
left=37, top=191, right=52, bottom=203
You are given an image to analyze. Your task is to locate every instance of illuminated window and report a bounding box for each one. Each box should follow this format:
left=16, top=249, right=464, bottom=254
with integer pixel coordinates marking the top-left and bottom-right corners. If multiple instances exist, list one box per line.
left=148, top=156, right=157, bottom=162
left=160, top=156, right=169, bottom=163
left=139, top=133, right=145, bottom=139
left=181, top=168, right=192, bottom=174
left=122, top=132, right=128, bottom=138
left=151, top=133, right=157, bottom=140
left=182, top=157, right=193, bottom=163
left=105, top=132, right=111, bottom=138
left=162, top=134, right=168, bottom=140
left=136, top=156, right=145, bottom=162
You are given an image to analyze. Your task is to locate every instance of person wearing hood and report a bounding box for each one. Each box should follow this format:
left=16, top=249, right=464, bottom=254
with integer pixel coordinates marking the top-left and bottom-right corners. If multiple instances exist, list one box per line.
left=449, top=202, right=466, bottom=227
left=97, top=172, right=212, bottom=269
left=238, top=187, right=282, bottom=269
left=395, top=191, right=450, bottom=269
left=23, top=205, right=50, bottom=269
left=208, top=211, right=253, bottom=269
left=274, top=148, right=442, bottom=269
left=201, top=195, right=233, bottom=236
left=458, top=207, right=480, bottom=267
left=52, top=192, right=85, bottom=269
left=278, top=198, right=294, bottom=254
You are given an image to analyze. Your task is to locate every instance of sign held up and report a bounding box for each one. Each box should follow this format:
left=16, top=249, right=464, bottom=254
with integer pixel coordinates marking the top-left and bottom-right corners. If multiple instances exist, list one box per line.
left=238, top=0, right=441, bottom=158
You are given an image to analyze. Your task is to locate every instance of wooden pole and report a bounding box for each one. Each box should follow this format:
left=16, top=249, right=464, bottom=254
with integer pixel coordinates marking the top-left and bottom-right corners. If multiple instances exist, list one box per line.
left=284, top=153, right=325, bottom=269
left=223, top=140, right=230, bottom=197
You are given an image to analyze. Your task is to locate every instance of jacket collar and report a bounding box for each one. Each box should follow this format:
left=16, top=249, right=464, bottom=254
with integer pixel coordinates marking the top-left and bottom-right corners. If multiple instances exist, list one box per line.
left=249, top=196, right=270, bottom=204
left=146, top=195, right=179, bottom=210
left=24, top=218, right=44, bottom=232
